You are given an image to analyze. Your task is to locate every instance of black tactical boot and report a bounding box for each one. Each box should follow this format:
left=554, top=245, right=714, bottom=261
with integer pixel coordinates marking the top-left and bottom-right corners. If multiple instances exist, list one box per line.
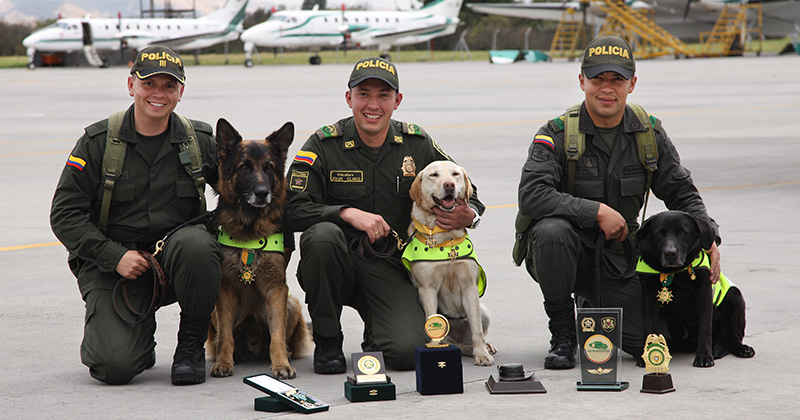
left=543, top=297, right=577, bottom=369
left=313, top=331, right=346, bottom=374
left=171, top=311, right=210, bottom=385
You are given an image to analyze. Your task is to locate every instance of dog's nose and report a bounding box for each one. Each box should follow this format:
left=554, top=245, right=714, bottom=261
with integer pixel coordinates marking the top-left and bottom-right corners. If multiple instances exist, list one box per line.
left=443, top=181, right=455, bottom=192
left=253, top=184, right=270, bottom=199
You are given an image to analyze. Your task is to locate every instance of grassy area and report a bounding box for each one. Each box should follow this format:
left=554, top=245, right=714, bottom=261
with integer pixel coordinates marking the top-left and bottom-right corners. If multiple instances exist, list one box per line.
left=1, top=37, right=792, bottom=69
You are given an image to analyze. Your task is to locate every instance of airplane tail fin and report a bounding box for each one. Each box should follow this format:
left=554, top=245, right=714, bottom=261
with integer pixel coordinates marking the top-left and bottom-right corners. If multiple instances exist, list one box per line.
left=420, top=0, right=463, bottom=18
left=202, top=0, right=249, bottom=26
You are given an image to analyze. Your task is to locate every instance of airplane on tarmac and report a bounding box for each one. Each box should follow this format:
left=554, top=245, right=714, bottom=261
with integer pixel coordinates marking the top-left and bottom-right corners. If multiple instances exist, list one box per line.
left=22, top=0, right=248, bottom=69
left=466, top=0, right=800, bottom=40
left=239, top=0, right=463, bottom=66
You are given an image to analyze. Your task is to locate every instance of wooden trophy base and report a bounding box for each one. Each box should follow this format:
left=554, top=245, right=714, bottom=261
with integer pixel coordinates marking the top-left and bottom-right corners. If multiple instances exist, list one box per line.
left=640, top=373, right=676, bottom=394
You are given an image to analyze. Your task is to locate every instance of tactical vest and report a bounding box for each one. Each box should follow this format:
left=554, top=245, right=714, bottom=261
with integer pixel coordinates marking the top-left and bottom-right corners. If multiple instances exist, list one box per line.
left=99, top=110, right=206, bottom=232
left=512, top=103, right=658, bottom=266
left=635, top=252, right=733, bottom=306
left=401, top=234, right=487, bottom=297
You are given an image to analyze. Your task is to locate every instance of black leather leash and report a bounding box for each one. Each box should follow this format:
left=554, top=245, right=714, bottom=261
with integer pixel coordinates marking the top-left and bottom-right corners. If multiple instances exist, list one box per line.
left=348, top=230, right=411, bottom=261
left=112, top=211, right=215, bottom=324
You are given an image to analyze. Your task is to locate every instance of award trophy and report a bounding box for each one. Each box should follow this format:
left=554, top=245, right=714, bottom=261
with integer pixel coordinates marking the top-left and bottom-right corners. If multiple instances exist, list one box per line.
left=486, top=363, right=547, bottom=394
left=576, top=308, right=629, bottom=391
left=640, top=334, right=676, bottom=394
left=415, top=314, right=463, bottom=395
left=344, top=351, right=396, bottom=402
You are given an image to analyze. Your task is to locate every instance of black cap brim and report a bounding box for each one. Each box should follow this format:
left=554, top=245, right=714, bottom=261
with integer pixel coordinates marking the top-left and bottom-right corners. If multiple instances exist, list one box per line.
left=583, top=63, right=633, bottom=80
left=133, top=68, right=185, bottom=84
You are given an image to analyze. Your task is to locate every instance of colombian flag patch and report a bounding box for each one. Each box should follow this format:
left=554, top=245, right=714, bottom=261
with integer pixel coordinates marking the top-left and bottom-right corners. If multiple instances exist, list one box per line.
left=293, top=150, right=317, bottom=166
left=67, top=154, right=86, bottom=171
left=534, top=135, right=555, bottom=150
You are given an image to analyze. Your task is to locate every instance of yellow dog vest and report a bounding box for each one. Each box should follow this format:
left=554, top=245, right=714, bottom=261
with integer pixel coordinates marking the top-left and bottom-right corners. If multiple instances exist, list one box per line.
left=635, top=252, right=733, bottom=306
left=401, top=234, right=486, bottom=297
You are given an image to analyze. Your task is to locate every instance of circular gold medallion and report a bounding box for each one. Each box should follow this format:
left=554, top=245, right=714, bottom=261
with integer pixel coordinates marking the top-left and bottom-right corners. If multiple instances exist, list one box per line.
left=357, top=355, right=381, bottom=375
left=424, top=314, right=449, bottom=341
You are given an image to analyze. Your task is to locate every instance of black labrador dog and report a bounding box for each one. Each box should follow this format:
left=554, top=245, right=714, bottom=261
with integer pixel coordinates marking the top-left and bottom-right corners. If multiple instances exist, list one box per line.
left=635, top=211, right=755, bottom=367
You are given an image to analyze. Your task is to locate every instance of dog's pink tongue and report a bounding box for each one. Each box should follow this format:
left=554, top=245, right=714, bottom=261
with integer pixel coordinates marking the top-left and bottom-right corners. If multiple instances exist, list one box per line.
left=441, top=198, right=456, bottom=210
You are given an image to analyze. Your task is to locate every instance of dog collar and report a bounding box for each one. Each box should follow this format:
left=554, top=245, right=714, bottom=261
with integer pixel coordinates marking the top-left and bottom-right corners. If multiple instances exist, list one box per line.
left=217, top=229, right=284, bottom=252
left=636, top=252, right=732, bottom=307
left=412, top=218, right=466, bottom=248
left=635, top=252, right=709, bottom=275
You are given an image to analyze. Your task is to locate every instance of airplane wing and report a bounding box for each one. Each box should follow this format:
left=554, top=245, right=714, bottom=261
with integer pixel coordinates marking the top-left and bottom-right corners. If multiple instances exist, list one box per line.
left=466, top=2, right=580, bottom=21
left=370, top=22, right=455, bottom=40
left=118, top=30, right=237, bottom=50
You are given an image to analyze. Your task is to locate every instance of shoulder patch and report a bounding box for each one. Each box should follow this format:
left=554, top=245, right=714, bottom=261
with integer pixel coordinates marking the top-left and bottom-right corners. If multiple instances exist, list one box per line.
left=401, top=122, right=427, bottom=137
left=84, top=119, right=108, bottom=137
left=431, top=138, right=451, bottom=160
left=548, top=116, right=565, bottom=132
left=315, top=123, right=342, bottom=139
left=66, top=154, right=87, bottom=171
left=293, top=150, right=318, bottom=166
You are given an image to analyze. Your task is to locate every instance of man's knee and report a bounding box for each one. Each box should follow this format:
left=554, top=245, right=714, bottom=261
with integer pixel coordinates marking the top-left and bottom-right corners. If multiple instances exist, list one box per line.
left=379, top=334, right=426, bottom=370
left=88, top=361, right=142, bottom=385
left=529, top=217, right=577, bottom=245
left=300, top=222, right=345, bottom=252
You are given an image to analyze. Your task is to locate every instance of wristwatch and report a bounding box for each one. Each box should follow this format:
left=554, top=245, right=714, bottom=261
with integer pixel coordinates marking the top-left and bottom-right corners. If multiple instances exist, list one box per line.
left=469, top=209, right=481, bottom=229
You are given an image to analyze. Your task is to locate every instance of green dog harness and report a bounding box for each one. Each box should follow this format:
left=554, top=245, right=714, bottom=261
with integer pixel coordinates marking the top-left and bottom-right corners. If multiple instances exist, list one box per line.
left=217, top=230, right=284, bottom=285
left=635, top=252, right=733, bottom=306
left=401, top=234, right=487, bottom=297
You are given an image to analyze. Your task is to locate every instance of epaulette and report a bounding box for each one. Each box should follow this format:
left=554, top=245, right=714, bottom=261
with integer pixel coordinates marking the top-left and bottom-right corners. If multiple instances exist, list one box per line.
left=315, top=123, right=343, bottom=139
left=400, top=122, right=427, bottom=137
left=548, top=115, right=565, bottom=132
left=191, top=119, right=213, bottom=135
left=84, top=119, right=109, bottom=137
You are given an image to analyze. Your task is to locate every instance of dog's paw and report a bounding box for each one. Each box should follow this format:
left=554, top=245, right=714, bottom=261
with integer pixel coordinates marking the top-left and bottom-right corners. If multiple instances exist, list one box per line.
left=474, top=352, right=494, bottom=366
left=210, top=361, right=234, bottom=377
left=271, top=364, right=297, bottom=380
left=635, top=357, right=646, bottom=368
left=693, top=355, right=715, bottom=368
left=486, top=342, right=497, bottom=355
left=732, top=344, right=755, bottom=358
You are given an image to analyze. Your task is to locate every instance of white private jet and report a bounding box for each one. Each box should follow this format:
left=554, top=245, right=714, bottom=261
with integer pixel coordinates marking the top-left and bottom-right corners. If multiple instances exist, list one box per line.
left=239, top=0, right=463, bottom=66
left=467, top=0, right=800, bottom=40
left=22, top=0, right=248, bottom=69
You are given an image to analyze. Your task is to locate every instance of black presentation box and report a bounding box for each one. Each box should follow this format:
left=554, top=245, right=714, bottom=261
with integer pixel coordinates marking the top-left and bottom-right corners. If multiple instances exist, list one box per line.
left=344, top=381, right=397, bottom=402
left=415, top=345, right=463, bottom=395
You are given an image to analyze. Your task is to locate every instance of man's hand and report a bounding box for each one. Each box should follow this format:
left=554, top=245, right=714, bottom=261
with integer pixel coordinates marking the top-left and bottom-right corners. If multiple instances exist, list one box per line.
left=596, top=203, right=628, bottom=242
left=706, top=242, right=721, bottom=284
left=340, top=207, right=390, bottom=244
left=115, top=250, right=151, bottom=279
left=432, top=198, right=475, bottom=230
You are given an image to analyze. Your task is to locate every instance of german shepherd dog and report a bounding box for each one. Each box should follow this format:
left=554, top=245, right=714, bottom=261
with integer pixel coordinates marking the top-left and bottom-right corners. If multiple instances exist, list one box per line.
left=207, top=119, right=311, bottom=379
left=636, top=211, right=755, bottom=367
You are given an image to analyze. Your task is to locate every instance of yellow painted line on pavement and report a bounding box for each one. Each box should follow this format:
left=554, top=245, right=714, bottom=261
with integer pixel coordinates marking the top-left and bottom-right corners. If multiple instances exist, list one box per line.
left=1, top=242, right=61, bottom=252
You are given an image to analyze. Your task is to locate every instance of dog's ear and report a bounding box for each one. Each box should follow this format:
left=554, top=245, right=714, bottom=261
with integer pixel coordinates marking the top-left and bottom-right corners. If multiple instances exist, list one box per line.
left=688, top=213, right=717, bottom=250
left=216, top=118, right=242, bottom=158
left=409, top=172, right=422, bottom=205
left=266, top=122, right=295, bottom=162
left=460, top=165, right=474, bottom=203
left=635, top=215, right=654, bottom=255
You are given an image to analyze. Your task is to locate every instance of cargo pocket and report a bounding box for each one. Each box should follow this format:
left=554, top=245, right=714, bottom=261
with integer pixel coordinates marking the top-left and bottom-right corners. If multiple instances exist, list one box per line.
left=620, top=174, right=647, bottom=197
left=329, top=184, right=367, bottom=201
left=80, top=292, right=114, bottom=368
left=573, top=179, right=604, bottom=199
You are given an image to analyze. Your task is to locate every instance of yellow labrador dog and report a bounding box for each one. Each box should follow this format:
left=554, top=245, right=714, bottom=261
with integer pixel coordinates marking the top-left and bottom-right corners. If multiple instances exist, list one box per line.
left=404, top=160, right=495, bottom=366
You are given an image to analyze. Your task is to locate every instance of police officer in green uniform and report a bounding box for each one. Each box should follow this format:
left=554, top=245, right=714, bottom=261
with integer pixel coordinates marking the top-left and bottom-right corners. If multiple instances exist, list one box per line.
left=515, top=36, right=722, bottom=369
left=285, top=57, right=484, bottom=373
left=50, top=46, right=220, bottom=385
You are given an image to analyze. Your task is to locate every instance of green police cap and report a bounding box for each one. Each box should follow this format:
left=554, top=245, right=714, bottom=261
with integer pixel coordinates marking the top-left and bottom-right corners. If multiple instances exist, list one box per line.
left=348, top=57, right=399, bottom=91
left=581, top=36, right=635, bottom=80
left=130, top=46, right=186, bottom=84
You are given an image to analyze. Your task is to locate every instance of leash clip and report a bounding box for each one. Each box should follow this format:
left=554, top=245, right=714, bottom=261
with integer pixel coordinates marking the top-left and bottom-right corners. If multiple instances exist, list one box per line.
left=391, top=230, right=409, bottom=251
left=153, top=240, right=165, bottom=256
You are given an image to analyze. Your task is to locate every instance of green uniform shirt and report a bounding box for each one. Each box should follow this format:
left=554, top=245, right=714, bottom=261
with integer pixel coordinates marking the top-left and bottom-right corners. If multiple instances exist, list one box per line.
left=518, top=103, right=719, bottom=244
left=285, top=117, right=484, bottom=241
left=50, top=105, right=217, bottom=279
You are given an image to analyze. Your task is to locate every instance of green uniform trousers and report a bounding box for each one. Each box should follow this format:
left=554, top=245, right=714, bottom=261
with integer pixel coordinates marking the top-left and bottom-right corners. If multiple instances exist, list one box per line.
left=523, top=217, right=644, bottom=355
left=74, top=224, right=220, bottom=384
left=296, top=222, right=427, bottom=370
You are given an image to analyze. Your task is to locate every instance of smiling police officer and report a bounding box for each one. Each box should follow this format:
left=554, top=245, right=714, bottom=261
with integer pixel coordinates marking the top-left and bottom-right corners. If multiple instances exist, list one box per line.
left=50, top=46, right=220, bottom=385
left=285, top=57, right=484, bottom=373
left=515, top=36, right=721, bottom=369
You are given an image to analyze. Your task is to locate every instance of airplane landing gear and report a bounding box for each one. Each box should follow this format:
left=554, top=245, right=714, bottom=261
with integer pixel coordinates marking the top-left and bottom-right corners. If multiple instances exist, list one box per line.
left=379, top=53, right=391, bottom=62
left=309, top=55, right=321, bottom=65
left=244, top=58, right=254, bottom=68
left=27, top=62, right=36, bottom=70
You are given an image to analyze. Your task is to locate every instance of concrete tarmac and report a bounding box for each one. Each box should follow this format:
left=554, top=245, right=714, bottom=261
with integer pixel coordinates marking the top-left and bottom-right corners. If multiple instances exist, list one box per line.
left=1, top=55, right=798, bottom=419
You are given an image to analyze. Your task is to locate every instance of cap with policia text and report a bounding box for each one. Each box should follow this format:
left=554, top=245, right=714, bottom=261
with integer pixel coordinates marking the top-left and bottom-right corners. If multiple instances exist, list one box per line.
left=581, top=36, right=636, bottom=80
left=348, top=57, right=399, bottom=91
left=130, top=46, right=186, bottom=84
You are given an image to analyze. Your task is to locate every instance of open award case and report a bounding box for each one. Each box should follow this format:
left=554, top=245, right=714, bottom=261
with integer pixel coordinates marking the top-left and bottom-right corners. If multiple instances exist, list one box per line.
left=244, top=373, right=330, bottom=414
